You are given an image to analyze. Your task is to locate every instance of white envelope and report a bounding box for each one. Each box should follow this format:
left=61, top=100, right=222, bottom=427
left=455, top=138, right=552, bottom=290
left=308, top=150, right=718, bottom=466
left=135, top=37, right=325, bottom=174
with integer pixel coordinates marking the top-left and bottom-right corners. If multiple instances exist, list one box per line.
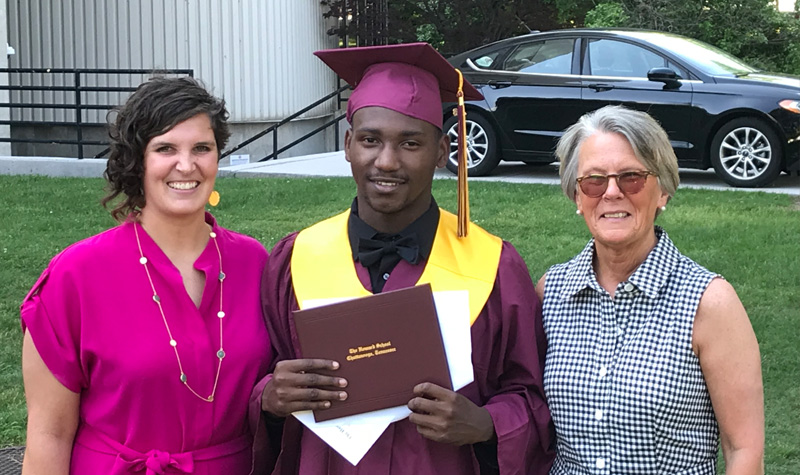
left=294, top=290, right=473, bottom=465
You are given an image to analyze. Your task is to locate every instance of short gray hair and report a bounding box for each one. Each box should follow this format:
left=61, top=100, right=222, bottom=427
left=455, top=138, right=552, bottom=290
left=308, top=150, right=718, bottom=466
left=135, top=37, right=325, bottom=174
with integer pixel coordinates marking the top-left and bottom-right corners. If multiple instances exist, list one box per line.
left=556, top=105, right=679, bottom=202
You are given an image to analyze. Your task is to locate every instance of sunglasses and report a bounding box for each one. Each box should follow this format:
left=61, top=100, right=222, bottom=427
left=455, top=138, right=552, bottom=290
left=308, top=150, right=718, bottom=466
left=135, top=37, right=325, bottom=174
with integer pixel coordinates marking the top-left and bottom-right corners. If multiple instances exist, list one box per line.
left=576, top=171, right=657, bottom=198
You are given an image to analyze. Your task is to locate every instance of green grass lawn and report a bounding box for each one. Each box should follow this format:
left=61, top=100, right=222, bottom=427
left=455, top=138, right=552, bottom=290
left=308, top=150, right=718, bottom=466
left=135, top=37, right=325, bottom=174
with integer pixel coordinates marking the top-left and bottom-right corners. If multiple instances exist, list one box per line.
left=1, top=175, right=798, bottom=472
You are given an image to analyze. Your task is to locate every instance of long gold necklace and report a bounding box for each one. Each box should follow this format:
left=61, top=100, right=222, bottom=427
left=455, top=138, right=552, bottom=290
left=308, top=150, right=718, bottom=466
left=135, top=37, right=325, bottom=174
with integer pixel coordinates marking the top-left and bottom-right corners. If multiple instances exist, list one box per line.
left=133, top=222, right=226, bottom=403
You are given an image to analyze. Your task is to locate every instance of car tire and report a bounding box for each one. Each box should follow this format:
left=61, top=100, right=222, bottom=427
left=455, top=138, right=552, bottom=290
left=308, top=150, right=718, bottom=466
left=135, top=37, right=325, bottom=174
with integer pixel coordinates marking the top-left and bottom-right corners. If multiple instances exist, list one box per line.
left=710, top=117, right=783, bottom=187
left=444, top=113, right=500, bottom=176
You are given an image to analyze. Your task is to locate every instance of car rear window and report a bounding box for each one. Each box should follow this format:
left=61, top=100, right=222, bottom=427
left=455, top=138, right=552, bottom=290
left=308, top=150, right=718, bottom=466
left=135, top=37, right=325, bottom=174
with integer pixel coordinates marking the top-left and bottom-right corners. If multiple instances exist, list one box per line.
left=502, top=39, right=574, bottom=74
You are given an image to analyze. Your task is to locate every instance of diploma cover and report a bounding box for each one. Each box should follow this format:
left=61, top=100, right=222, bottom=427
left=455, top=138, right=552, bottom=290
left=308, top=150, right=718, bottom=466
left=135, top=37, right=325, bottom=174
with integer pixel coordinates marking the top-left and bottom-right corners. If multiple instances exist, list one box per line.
left=293, top=284, right=452, bottom=422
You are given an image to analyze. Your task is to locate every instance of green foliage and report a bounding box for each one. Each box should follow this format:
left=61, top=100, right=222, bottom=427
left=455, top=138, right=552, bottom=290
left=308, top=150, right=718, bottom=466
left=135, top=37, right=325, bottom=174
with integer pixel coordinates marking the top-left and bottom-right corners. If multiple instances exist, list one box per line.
left=321, top=0, right=563, bottom=55
left=386, top=1, right=565, bottom=54
left=581, top=0, right=800, bottom=74
left=543, top=0, right=595, bottom=25
left=323, top=0, right=800, bottom=74
left=415, top=24, right=446, bottom=50
left=584, top=2, right=629, bottom=28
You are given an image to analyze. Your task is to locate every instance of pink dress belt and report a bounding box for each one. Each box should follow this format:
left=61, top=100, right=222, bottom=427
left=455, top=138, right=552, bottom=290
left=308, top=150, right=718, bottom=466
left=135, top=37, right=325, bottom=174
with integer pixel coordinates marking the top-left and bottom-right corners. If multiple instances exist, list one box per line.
left=75, top=423, right=251, bottom=475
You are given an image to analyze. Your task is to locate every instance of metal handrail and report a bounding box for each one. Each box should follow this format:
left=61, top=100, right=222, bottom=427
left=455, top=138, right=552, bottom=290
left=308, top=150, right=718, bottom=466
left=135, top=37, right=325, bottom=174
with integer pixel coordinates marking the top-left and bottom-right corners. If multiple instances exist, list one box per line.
left=0, top=68, right=193, bottom=159
left=1, top=68, right=193, bottom=74
left=259, top=112, right=347, bottom=162
left=0, top=85, right=139, bottom=92
left=221, top=84, right=351, bottom=160
left=0, top=137, right=107, bottom=146
left=0, top=103, right=115, bottom=110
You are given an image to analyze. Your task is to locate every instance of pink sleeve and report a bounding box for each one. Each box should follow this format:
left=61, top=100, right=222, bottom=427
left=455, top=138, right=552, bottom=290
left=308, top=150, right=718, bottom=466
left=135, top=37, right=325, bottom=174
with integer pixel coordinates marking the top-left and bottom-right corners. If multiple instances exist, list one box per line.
left=20, top=261, right=87, bottom=393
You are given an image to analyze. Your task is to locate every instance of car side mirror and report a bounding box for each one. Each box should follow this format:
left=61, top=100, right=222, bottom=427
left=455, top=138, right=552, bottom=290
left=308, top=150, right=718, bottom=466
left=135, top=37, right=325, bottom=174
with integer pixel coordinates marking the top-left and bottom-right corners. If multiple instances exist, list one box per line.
left=647, top=67, right=681, bottom=88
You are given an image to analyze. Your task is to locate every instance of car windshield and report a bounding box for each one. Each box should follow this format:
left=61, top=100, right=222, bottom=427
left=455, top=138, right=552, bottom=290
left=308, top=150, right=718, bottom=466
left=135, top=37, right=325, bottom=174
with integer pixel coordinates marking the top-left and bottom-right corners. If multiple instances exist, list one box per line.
left=623, top=32, right=758, bottom=77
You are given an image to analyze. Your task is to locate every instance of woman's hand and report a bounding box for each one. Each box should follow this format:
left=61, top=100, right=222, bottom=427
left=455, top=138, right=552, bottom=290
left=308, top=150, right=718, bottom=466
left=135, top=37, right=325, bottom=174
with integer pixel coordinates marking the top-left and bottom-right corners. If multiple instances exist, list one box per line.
left=693, top=278, right=764, bottom=475
left=21, top=330, right=80, bottom=475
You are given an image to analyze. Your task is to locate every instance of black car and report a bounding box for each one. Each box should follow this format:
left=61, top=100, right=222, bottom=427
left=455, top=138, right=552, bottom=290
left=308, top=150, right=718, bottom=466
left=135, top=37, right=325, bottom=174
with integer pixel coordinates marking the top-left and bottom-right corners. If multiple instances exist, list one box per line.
left=443, top=28, right=800, bottom=187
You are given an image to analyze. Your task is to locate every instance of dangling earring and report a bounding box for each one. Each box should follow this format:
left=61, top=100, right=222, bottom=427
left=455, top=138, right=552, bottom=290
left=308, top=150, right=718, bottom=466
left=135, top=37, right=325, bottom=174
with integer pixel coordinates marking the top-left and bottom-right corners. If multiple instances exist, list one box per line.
left=576, top=209, right=583, bottom=216
left=208, top=190, right=220, bottom=207
left=659, top=206, right=666, bottom=212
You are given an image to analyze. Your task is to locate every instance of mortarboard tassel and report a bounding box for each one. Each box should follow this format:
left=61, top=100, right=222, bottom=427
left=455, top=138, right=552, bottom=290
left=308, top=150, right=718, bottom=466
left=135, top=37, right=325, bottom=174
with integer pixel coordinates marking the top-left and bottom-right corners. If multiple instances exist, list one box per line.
left=455, top=69, right=469, bottom=238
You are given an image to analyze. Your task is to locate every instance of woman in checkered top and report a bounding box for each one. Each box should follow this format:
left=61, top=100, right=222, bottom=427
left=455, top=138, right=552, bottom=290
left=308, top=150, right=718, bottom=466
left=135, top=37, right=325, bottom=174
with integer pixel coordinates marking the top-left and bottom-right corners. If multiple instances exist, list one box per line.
left=536, top=106, right=764, bottom=474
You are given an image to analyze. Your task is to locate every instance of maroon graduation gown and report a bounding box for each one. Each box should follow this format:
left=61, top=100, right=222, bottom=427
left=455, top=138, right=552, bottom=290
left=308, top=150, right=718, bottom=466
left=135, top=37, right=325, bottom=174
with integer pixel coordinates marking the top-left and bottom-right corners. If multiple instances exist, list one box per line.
left=254, top=232, right=554, bottom=475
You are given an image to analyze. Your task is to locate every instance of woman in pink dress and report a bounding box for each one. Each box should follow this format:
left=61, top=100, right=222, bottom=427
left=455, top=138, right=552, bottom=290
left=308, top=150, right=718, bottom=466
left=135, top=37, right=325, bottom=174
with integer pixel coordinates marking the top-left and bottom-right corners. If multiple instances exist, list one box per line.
left=20, top=77, right=272, bottom=475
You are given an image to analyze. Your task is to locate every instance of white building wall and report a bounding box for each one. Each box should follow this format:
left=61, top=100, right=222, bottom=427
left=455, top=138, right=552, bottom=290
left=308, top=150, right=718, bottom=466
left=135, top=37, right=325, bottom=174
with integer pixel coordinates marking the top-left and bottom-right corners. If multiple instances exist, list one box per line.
left=0, top=0, right=10, bottom=155
left=7, top=0, right=338, bottom=124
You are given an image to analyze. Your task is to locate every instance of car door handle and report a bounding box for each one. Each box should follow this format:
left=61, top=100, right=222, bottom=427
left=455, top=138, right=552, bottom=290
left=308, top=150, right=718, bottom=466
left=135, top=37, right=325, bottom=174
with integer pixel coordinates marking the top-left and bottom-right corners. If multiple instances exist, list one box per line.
left=587, top=83, right=614, bottom=92
left=488, top=80, right=513, bottom=89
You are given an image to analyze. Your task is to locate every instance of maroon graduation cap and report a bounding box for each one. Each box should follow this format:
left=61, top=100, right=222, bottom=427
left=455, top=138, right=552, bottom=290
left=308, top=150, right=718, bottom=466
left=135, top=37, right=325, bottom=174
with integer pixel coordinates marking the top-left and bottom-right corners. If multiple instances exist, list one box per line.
left=314, top=42, right=483, bottom=236
left=314, top=42, right=483, bottom=130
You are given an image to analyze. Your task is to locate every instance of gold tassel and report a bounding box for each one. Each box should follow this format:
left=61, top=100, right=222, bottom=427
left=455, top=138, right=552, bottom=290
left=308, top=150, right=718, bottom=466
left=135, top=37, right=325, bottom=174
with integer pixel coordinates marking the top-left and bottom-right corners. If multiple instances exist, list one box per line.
left=455, top=69, right=469, bottom=237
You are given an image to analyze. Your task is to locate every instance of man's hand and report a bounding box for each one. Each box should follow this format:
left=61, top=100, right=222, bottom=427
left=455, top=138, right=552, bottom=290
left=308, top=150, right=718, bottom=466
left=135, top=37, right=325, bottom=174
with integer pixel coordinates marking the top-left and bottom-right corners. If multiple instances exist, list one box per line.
left=261, top=359, right=348, bottom=418
left=407, top=383, right=495, bottom=446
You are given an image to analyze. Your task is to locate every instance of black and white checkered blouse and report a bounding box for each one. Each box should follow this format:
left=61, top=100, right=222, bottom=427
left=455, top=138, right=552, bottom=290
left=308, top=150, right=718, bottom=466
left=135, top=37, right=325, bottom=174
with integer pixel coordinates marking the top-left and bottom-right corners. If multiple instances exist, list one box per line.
left=542, top=227, right=719, bottom=474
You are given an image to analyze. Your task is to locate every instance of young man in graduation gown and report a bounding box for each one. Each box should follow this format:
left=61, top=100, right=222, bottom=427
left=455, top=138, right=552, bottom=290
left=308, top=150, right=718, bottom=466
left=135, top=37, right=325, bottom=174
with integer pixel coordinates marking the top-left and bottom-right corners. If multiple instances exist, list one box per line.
left=252, top=43, right=554, bottom=475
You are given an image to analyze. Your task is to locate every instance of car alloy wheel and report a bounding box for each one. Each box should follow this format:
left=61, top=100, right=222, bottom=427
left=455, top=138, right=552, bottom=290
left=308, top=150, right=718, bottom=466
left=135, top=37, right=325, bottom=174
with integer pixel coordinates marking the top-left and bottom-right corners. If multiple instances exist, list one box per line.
left=444, top=113, right=500, bottom=176
left=711, top=117, right=782, bottom=187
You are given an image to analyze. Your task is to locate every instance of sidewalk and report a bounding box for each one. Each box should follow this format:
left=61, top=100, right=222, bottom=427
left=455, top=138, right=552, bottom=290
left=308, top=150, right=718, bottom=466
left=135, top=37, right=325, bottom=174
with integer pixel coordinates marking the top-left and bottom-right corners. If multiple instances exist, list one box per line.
left=218, top=151, right=353, bottom=178
left=216, top=151, right=569, bottom=186
left=217, top=151, right=800, bottom=195
left=2, top=153, right=798, bottom=195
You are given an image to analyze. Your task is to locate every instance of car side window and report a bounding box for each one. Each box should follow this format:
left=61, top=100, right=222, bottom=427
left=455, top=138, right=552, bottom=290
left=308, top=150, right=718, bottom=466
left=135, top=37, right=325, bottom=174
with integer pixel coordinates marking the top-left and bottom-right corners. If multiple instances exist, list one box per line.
left=587, top=39, right=674, bottom=78
left=666, top=60, right=687, bottom=79
left=502, top=39, right=574, bottom=74
left=469, top=51, right=502, bottom=69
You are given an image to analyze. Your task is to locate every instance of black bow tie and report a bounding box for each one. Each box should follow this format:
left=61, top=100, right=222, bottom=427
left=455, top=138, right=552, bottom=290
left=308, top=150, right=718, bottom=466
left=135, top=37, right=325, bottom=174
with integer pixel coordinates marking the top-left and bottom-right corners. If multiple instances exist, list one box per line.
left=357, top=234, right=420, bottom=267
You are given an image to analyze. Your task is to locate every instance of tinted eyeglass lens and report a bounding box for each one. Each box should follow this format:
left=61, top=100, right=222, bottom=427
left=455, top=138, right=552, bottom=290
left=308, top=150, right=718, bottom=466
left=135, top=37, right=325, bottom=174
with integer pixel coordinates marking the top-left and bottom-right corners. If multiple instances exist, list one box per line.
left=618, top=172, right=647, bottom=194
left=580, top=176, right=609, bottom=197
left=578, top=172, right=650, bottom=197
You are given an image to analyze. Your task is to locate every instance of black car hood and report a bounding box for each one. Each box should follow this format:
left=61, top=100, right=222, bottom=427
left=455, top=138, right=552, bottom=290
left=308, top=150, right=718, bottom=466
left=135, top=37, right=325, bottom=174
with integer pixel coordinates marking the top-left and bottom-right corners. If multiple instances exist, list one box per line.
left=715, top=72, right=800, bottom=90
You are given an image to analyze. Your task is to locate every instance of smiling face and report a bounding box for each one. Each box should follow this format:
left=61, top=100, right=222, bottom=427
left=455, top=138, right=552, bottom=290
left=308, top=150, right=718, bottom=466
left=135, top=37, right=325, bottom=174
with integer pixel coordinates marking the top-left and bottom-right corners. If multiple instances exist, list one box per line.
left=140, top=113, right=218, bottom=224
left=576, top=131, right=669, bottom=253
left=345, top=106, right=449, bottom=233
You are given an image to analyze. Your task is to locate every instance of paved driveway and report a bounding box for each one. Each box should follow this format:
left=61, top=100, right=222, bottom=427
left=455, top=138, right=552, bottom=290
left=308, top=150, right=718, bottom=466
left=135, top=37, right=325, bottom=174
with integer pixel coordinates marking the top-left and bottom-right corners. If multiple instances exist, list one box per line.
left=3, top=153, right=797, bottom=195
left=220, top=152, right=800, bottom=195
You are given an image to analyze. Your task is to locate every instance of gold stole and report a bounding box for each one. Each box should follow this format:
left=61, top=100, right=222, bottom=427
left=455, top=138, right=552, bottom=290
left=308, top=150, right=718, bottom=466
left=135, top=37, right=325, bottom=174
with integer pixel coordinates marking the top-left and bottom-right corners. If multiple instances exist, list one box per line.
left=291, top=208, right=502, bottom=325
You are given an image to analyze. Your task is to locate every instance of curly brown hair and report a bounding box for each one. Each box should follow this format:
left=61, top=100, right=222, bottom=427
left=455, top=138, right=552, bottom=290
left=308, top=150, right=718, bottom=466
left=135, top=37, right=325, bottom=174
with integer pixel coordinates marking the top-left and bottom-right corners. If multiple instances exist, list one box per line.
left=102, top=76, right=231, bottom=222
